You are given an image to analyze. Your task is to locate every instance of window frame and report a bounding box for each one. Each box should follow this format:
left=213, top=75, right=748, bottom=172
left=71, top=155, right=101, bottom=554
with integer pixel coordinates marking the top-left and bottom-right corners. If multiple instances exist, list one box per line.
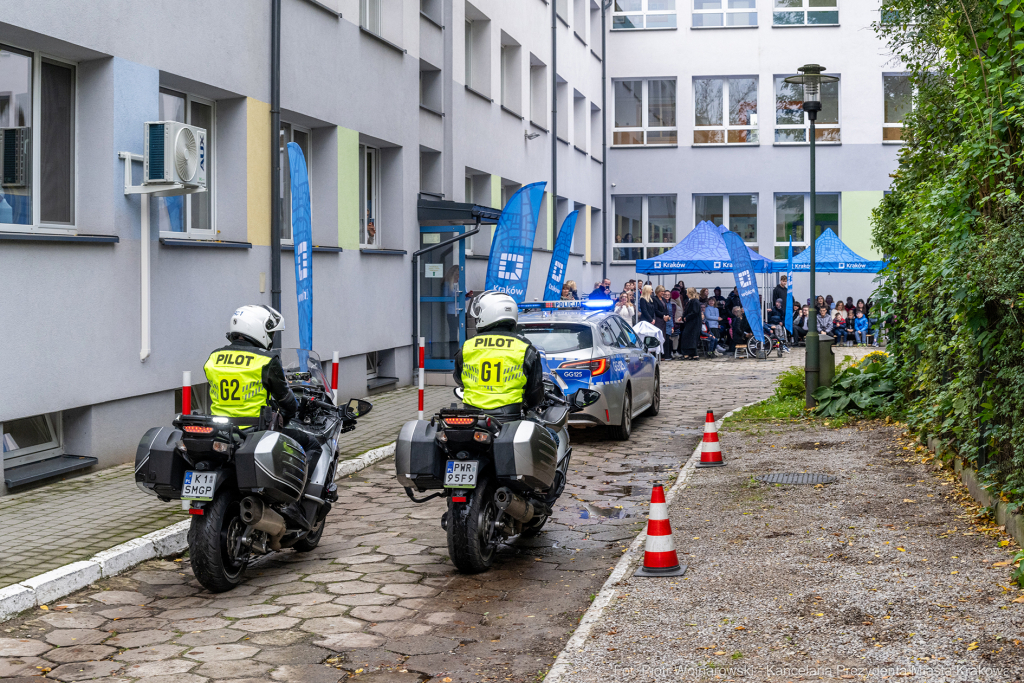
left=612, top=78, right=678, bottom=147
left=882, top=73, right=912, bottom=144
left=366, top=351, right=380, bottom=379
left=2, top=412, right=62, bottom=468
left=611, top=194, right=678, bottom=263
left=692, top=76, right=759, bottom=146
left=692, top=0, right=758, bottom=28
left=155, top=88, right=217, bottom=239
left=773, top=191, right=841, bottom=259
left=280, top=121, right=312, bottom=246
left=0, top=43, right=79, bottom=235
left=611, top=0, right=678, bottom=31
left=773, top=74, right=841, bottom=145
left=772, top=0, right=839, bottom=26
left=465, top=19, right=473, bottom=86
left=361, top=0, right=382, bottom=35
left=692, top=193, right=759, bottom=245
left=359, top=144, right=381, bottom=249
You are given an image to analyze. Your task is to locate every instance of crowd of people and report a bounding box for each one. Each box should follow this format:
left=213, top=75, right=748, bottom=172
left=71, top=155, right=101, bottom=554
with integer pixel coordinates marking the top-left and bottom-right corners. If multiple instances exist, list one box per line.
left=560, top=276, right=879, bottom=360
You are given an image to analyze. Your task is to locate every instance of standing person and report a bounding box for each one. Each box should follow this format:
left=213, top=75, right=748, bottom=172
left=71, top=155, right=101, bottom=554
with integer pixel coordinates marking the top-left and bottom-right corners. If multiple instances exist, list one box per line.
left=590, top=278, right=612, bottom=300
left=679, top=287, right=702, bottom=360
left=705, top=295, right=721, bottom=355
left=653, top=285, right=670, bottom=358
left=772, top=276, right=788, bottom=311
left=614, top=292, right=635, bottom=324
left=443, top=265, right=462, bottom=357
left=560, top=284, right=574, bottom=301
left=638, top=284, right=657, bottom=323
left=565, top=280, right=579, bottom=300
left=815, top=295, right=826, bottom=312
left=713, top=286, right=723, bottom=303
left=726, top=288, right=741, bottom=314
left=825, top=294, right=835, bottom=312
left=846, top=296, right=855, bottom=312
left=671, top=289, right=683, bottom=358
left=660, top=287, right=675, bottom=359
left=698, top=288, right=709, bottom=304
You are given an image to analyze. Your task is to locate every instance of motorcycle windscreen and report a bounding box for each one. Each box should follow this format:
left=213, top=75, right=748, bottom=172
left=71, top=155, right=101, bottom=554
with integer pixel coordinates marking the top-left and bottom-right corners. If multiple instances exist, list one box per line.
left=280, top=348, right=330, bottom=393
left=520, top=322, right=595, bottom=394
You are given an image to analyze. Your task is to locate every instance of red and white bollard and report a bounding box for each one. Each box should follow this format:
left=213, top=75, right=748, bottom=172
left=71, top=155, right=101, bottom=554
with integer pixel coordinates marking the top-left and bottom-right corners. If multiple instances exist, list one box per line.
left=331, top=351, right=340, bottom=405
left=418, top=336, right=425, bottom=420
left=181, top=371, right=192, bottom=415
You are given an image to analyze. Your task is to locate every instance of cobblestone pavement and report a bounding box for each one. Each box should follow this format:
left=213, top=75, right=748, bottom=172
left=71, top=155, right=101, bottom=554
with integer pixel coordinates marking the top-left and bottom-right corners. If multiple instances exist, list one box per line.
left=0, top=386, right=454, bottom=589
left=0, top=349, right=854, bottom=682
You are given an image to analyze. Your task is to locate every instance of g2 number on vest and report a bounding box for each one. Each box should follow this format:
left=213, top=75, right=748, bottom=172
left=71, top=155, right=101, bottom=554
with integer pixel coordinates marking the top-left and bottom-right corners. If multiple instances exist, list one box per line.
left=219, top=378, right=241, bottom=401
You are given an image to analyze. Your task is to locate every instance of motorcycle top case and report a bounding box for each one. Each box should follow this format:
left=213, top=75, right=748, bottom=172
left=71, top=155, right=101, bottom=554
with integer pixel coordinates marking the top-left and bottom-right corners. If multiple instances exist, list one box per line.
left=135, top=426, right=189, bottom=500
left=493, top=420, right=557, bottom=491
left=395, top=420, right=445, bottom=491
left=234, top=430, right=309, bottom=504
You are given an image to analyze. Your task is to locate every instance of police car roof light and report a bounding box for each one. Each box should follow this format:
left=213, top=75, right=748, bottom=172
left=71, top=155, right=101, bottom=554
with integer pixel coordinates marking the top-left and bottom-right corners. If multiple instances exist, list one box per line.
left=519, top=299, right=614, bottom=311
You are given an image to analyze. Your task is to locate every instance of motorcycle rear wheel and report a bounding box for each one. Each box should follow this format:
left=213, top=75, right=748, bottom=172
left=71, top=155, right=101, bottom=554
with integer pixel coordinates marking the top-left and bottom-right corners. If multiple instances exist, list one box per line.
left=292, top=516, right=326, bottom=553
left=447, top=478, right=498, bottom=573
left=188, top=493, right=247, bottom=593
left=519, top=514, right=548, bottom=537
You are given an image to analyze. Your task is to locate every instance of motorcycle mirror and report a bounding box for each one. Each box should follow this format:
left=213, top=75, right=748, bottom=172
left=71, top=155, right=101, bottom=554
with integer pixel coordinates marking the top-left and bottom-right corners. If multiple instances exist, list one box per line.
left=453, top=387, right=465, bottom=400
left=345, top=398, right=373, bottom=419
left=571, top=388, right=601, bottom=409
left=643, top=336, right=661, bottom=350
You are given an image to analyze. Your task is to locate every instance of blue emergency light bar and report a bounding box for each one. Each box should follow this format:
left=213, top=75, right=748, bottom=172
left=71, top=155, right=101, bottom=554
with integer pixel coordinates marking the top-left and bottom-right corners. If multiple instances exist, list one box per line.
left=519, top=299, right=615, bottom=310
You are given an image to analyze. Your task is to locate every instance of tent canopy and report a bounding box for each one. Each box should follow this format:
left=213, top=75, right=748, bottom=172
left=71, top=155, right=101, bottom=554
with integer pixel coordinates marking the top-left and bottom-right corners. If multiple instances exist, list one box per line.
left=635, top=221, right=776, bottom=274
left=775, top=228, right=887, bottom=273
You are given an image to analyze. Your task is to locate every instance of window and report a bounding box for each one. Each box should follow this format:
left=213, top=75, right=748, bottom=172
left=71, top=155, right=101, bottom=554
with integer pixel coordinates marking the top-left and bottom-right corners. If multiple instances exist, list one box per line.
left=574, top=0, right=588, bottom=38
left=590, top=103, right=602, bottom=161
left=0, top=45, right=76, bottom=232
left=530, top=55, right=547, bottom=127
left=694, top=194, right=758, bottom=243
left=279, top=122, right=311, bottom=244
left=774, top=192, right=839, bottom=259
left=359, top=144, right=380, bottom=247
left=154, top=88, right=215, bottom=236
left=612, top=194, right=676, bottom=261
left=2, top=413, right=61, bottom=467
left=557, top=0, right=569, bottom=22
left=693, top=0, right=757, bottom=27
left=613, top=79, right=677, bottom=146
left=612, top=0, right=677, bottom=30
left=366, top=351, right=379, bottom=379
left=574, top=91, right=587, bottom=151
left=774, top=75, right=840, bottom=143
left=361, top=0, right=382, bottom=35
left=464, top=4, right=491, bottom=96
left=591, top=1, right=603, bottom=57
left=883, top=74, right=911, bottom=142
left=465, top=19, right=473, bottom=85
left=693, top=77, right=758, bottom=144
left=773, top=0, right=838, bottom=26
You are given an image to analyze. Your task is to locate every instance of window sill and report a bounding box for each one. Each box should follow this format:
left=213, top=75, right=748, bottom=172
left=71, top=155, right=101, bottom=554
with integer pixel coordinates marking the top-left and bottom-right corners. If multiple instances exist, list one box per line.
left=420, top=10, right=443, bottom=29
left=591, top=49, right=602, bottom=62
left=282, top=244, right=344, bottom=253
left=530, top=120, right=549, bottom=133
left=591, top=156, right=604, bottom=164
left=0, top=232, right=119, bottom=244
left=465, top=84, right=494, bottom=103
left=882, top=140, right=905, bottom=145
left=611, top=143, right=679, bottom=149
left=360, top=248, right=407, bottom=256
left=466, top=253, right=490, bottom=261
left=772, top=141, right=842, bottom=146
left=692, top=142, right=760, bottom=147
left=690, top=24, right=758, bottom=29
left=500, top=104, right=524, bottom=120
left=302, top=0, right=341, bottom=17
left=574, top=144, right=588, bottom=155
left=558, top=14, right=568, bottom=28
left=420, top=104, right=444, bottom=117
left=574, top=31, right=587, bottom=46
left=610, top=26, right=678, bottom=31
left=159, top=238, right=252, bottom=248
left=368, top=376, right=399, bottom=391
left=557, top=136, right=570, bottom=145
left=360, top=26, right=407, bottom=54
left=771, top=23, right=840, bottom=28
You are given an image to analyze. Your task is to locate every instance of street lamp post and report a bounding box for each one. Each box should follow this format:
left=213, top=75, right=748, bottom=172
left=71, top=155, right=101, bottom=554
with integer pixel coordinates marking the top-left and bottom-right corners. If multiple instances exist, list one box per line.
left=784, top=64, right=839, bottom=408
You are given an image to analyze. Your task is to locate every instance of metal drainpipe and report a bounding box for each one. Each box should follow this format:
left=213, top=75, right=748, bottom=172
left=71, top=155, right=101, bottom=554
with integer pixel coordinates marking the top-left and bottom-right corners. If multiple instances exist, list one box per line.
left=601, top=0, right=607, bottom=279
left=551, top=0, right=558, bottom=246
left=270, top=0, right=282, bottom=347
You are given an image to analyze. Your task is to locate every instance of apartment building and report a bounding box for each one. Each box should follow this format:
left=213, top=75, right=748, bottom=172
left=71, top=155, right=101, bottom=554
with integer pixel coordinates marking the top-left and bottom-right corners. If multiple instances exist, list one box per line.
left=0, top=0, right=606, bottom=493
left=605, top=0, right=903, bottom=299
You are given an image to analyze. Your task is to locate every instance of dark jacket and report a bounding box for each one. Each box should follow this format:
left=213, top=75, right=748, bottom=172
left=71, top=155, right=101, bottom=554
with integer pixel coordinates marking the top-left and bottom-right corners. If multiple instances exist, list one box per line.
left=731, top=315, right=752, bottom=343
left=453, top=325, right=544, bottom=410
left=772, top=284, right=788, bottom=308
left=767, top=305, right=784, bottom=326
left=589, top=286, right=612, bottom=300
left=212, top=340, right=299, bottom=421
left=680, top=297, right=702, bottom=350
left=638, top=297, right=657, bottom=323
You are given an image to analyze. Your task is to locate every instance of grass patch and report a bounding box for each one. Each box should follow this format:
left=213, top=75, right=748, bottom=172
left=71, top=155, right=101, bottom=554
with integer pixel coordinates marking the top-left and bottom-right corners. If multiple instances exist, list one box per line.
left=723, top=365, right=859, bottom=431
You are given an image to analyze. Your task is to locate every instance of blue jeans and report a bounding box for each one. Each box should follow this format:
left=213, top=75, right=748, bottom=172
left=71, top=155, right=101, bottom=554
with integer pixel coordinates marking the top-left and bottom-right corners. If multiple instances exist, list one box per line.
left=855, top=330, right=868, bottom=344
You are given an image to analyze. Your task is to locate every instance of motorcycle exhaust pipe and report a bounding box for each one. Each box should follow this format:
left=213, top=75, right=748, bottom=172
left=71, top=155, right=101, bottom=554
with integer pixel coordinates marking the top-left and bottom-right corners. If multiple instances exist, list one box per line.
left=239, top=497, right=286, bottom=538
left=494, top=487, right=536, bottom=523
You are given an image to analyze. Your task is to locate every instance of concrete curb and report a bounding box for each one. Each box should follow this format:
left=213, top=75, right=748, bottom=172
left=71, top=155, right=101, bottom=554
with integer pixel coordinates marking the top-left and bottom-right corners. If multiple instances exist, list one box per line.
left=0, top=439, right=400, bottom=623
left=544, top=404, right=753, bottom=683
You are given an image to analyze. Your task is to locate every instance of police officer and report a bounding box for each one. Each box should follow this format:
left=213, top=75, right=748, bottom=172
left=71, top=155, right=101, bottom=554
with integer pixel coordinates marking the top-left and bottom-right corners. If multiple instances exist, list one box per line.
left=203, top=305, right=321, bottom=473
left=454, top=292, right=544, bottom=418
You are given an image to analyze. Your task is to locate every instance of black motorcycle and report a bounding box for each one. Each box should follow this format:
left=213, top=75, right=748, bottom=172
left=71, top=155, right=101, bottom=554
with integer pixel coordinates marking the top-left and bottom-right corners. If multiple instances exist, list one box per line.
left=396, top=377, right=599, bottom=572
left=135, top=349, right=371, bottom=592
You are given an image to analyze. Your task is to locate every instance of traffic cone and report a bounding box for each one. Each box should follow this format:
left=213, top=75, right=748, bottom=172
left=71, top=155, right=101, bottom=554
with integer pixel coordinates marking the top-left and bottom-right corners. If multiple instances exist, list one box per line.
left=696, top=408, right=726, bottom=468
left=634, top=483, right=687, bottom=577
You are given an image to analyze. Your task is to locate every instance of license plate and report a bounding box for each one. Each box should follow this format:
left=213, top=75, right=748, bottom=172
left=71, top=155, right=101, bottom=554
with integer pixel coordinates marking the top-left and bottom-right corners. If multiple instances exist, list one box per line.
left=182, top=471, right=217, bottom=501
left=444, top=460, right=478, bottom=488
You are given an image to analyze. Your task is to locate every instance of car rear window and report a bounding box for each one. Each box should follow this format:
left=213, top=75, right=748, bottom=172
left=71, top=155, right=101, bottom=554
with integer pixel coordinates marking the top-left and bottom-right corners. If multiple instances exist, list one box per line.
left=520, top=323, right=593, bottom=354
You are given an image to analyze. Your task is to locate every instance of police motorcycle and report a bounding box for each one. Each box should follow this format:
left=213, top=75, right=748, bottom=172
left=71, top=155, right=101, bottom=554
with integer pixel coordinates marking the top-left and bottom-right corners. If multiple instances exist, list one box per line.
left=135, top=349, right=372, bottom=592
left=395, top=364, right=600, bottom=573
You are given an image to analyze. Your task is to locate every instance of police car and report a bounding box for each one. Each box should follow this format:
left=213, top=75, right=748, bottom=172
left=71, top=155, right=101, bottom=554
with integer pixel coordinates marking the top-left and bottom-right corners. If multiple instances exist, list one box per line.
left=518, top=299, right=661, bottom=440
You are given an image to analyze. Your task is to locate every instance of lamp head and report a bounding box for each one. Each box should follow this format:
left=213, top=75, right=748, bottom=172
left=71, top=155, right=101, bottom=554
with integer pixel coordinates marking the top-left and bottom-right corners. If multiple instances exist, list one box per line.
left=784, top=64, right=838, bottom=113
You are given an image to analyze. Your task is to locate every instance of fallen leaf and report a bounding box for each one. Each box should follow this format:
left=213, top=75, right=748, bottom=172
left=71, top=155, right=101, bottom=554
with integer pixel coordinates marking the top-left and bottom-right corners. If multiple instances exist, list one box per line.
left=1013, top=596, right=1024, bottom=603
left=992, top=562, right=1010, bottom=568
left=714, top=650, right=727, bottom=655
left=999, top=540, right=1010, bottom=547
left=967, top=642, right=979, bottom=651
left=734, top=626, right=746, bottom=630
left=897, top=547, right=906, bottom=552
left=951, top=570, right=959, bottom=575
left=38, top=605, right=48, bottom=611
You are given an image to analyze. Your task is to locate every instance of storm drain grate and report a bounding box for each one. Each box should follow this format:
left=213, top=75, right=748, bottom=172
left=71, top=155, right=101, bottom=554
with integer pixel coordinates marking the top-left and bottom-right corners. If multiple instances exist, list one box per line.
left=756, top=473, right=838, bottom=485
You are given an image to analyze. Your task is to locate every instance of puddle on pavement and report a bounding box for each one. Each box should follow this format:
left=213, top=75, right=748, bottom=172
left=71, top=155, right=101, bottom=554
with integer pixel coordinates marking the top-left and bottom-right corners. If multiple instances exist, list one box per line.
left=578, top=502, right=632, bottom=519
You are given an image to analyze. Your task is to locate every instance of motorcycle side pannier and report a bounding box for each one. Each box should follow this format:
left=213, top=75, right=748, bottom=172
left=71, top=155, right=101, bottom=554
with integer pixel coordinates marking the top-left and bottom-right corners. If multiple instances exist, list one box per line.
left=395, top=420, right=445, bottom=491
left=234, top=431, right=308, bottom=504
left=135, top=427, right=188, bottom=500
left=493, top=420, right=557, bottom=490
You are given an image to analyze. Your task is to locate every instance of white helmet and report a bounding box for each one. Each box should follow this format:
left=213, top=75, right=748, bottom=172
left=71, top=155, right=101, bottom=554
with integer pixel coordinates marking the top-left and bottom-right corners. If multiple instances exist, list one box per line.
left=228, top=305, right=285, bottom=349
left=470, top=291, right=518, bottom=332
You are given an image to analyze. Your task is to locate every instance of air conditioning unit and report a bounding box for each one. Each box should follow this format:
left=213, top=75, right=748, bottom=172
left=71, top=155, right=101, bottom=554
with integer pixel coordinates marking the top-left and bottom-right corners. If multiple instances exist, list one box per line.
left=0, top=127, right=29, bottom=188
left=143, top=121, right=207, bottom=188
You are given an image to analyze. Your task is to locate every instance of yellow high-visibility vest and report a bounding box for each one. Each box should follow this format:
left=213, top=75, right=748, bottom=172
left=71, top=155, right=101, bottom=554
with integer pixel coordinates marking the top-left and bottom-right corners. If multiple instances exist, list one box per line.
left=460, top=334, right=529, bottom=409
left=203, top=348, right=274, bottom=417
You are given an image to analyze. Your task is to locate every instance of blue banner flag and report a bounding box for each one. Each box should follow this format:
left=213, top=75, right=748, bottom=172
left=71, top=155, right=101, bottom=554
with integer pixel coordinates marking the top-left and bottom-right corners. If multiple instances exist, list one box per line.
left=287, top=142, right=313, bottom=356
left=543, top=210, right=578, bottom=301
left=785, top=236, right=794, bottom=335
left=722, top=230, right=764, bottom=344
left=485, top=182, right=547, bottom=303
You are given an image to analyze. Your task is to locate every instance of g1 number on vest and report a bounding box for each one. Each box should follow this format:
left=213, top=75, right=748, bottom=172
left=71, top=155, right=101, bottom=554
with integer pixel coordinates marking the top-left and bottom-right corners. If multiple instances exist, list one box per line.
left=203, top=350, right=273, bottom=417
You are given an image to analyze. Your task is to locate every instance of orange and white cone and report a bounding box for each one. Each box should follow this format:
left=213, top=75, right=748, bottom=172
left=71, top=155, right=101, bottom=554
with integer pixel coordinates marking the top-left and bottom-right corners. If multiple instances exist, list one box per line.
left=634, top=483, right=687, bottom=577
left=696, top=408, right=725, bottom=468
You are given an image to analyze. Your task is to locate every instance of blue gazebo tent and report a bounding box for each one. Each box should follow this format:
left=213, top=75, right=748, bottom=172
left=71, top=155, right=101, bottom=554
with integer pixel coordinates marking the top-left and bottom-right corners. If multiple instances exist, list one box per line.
left=635, top=221, right=776, bottom=274
left=774, top=228, right=886, bottom=273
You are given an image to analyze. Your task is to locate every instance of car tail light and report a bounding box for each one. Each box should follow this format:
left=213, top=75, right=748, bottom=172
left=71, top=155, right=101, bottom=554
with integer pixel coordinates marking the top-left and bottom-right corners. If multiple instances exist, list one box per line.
left=443, top=417, right=475, bottom=427
left=560, top=357, right=609, bottom=376
left=182, top=425, right=214, bottom=434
